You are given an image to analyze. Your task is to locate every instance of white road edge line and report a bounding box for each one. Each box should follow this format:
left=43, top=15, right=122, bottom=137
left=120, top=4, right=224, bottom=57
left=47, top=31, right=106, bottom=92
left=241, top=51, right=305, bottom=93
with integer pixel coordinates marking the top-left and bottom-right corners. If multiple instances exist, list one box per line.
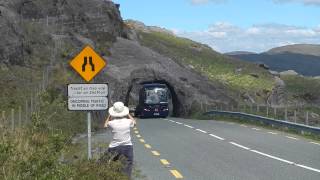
left=175, top=122, right=183, bottom=125
left=310, top=142, right=320, bottom=146
left=229, top=141, right=320, bottom=174
left=249, top=150, right=320, bottom=173
left=296, top=164, right=320, bottom=173
left=164, top=118, right=320, bottom=174
left=184, top=124, right=194, bottom=129
left=195, top=129, right=207, bottom=134
left=268, top=132, right=278, bottom=135
left=250, top=149, right=294, bottom=165
left=252, top=128, right=261, bottom=131
left=229, top=142, right=250, bottom=150
left=286, top=136, right=298, bottom=140
left=209, top=134, right=225, bottom=140
left=240, top=125, right=248, bottom=127
left=250, top=150, right=320, bottom=173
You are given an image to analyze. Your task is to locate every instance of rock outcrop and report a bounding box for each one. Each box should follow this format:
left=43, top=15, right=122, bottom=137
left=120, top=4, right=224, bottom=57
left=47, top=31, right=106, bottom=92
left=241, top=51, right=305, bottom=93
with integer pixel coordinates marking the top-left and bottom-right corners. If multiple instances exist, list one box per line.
left=1, top=0, right=236, bottom=118
left=99, top=38, right=235, bottom=116
left=268, top=77, right=287, bottom=106
left=0, top=0, right=124, bottom=66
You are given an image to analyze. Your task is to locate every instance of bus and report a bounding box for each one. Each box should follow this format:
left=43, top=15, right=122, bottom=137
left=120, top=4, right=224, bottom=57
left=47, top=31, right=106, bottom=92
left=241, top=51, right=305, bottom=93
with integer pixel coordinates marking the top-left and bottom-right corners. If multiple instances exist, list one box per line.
left=135, top=83, right=169, bottom=118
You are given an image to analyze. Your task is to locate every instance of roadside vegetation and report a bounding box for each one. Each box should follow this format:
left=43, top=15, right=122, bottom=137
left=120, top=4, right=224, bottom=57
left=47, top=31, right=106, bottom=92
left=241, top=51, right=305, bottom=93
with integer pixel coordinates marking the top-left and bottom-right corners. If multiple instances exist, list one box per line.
left=281, top=74, right=320, bottom=104
left=0, top=84, right=129, bottom=179
left=0, top=29, right=128, bottom=179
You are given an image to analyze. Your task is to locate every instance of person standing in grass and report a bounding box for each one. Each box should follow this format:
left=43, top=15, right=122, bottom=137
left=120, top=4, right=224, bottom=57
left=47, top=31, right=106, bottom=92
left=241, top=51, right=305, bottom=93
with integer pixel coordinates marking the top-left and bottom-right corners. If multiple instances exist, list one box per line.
left=104, top=102, right=136, bottom=179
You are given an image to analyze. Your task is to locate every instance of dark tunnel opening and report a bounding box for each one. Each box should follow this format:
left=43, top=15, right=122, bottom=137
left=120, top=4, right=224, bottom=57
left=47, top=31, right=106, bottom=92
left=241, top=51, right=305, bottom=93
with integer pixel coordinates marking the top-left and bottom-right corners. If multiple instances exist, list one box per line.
left=125, top=80, right=181, bottom=117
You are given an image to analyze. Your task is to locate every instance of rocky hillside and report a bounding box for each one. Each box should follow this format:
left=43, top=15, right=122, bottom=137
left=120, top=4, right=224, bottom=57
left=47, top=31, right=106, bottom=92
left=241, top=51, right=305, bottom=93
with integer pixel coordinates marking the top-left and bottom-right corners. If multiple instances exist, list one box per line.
left=0, top=0, right=236, bottom=118
left=125, top=20, right=276, bottom=103
left=227, top=44, right=320, bottom=104
left=0, top=0, right=125, bottom=110
left=1, top=0, right=290, bottom=119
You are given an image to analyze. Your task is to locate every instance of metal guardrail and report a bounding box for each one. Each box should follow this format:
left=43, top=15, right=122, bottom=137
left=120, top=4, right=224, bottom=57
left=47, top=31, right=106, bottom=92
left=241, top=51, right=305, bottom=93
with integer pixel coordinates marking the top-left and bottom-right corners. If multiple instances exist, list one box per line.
left=204, top=110, right=320, bottom=135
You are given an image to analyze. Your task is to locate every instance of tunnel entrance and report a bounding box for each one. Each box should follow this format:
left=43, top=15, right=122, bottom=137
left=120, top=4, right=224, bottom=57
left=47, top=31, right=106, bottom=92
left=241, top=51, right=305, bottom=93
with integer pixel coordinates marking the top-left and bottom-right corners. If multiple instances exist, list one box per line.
left=125, top=80, right=181, bottom=117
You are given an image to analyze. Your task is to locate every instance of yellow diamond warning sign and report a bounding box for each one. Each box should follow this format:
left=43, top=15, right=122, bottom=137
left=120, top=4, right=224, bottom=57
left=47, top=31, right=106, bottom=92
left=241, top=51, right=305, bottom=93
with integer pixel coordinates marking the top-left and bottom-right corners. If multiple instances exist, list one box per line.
left=70, top=46, right=106, bottom=82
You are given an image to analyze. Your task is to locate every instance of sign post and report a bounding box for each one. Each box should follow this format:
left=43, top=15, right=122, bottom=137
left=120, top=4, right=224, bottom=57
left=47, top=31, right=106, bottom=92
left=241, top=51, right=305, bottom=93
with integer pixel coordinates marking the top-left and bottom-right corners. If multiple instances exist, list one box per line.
left=69, top=46, right=107, bottom=160
left=87, top=112, right=92, bottom=159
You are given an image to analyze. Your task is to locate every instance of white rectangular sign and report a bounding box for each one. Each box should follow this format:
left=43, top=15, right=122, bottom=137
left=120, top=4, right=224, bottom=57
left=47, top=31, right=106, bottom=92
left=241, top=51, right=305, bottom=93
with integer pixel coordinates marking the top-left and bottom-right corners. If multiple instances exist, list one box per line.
left=68, top=97, right=108, bottom=111
left=68, top=84, right=108, bottom=97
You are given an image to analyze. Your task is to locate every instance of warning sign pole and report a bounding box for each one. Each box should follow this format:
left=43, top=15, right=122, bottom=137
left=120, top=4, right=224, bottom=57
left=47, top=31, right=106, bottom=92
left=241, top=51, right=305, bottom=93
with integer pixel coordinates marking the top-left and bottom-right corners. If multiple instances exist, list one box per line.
left=69, top=45, right=108, bottom=160
left=87, top=111, right=92, bottom=160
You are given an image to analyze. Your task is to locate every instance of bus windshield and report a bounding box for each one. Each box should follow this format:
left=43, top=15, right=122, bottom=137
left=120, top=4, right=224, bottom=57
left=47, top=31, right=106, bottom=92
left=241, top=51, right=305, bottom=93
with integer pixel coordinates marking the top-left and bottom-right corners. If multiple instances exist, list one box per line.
left=145, top=87, right=168, bottom=104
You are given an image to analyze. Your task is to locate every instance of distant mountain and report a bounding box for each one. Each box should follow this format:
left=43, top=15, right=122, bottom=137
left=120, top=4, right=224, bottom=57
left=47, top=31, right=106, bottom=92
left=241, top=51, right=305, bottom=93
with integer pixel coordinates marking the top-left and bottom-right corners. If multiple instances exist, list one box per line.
left=224, top=51, right=257, bottom=56
left=267, top=44, right=320, bottom=57
left=228, top=44, right=320, bottom=76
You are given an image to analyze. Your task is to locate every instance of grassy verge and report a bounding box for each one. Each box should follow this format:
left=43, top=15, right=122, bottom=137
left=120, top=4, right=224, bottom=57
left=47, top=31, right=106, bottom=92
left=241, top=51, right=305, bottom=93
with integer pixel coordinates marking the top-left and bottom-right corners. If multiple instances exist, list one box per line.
left=0, top=125, right=128, bottom=180
left=281, top=74, right=320, bottom=104
left=0, top=89, right=131, bottom=179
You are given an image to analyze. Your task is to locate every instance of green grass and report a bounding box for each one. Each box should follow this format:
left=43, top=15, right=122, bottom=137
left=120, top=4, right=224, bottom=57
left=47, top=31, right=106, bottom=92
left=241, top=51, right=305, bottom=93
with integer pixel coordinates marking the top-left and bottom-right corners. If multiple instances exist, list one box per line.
left=281, top=74, right=320, bottom=102
left=0, top=128, right=128, bottom=180
left=0, top=90, right=131, bottom=179
left=136, top=31, right=275, bottom=96
left=0, top=53, right=129, bottom=179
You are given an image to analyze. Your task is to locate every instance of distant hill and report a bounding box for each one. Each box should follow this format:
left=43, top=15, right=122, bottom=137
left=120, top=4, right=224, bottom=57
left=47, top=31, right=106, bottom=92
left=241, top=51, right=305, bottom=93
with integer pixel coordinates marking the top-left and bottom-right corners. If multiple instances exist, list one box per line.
left=267, top=44, right=320, bottom=57
left=224, top=51, right=257, bottom=56
left=228, top=44, right=320, bottom=76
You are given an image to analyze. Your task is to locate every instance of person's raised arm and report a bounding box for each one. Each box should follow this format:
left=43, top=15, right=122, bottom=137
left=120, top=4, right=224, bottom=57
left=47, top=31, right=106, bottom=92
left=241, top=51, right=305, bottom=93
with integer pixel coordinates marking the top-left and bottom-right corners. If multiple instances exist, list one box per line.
left=104, top=115, right=111, bottom=128
left=128, top=113, right=136, bottom=126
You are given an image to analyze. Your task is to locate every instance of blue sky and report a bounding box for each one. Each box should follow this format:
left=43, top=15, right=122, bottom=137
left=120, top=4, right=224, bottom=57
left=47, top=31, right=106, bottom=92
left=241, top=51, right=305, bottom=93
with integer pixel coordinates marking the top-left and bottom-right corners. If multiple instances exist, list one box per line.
left=113, top=0, right=320, bottom=53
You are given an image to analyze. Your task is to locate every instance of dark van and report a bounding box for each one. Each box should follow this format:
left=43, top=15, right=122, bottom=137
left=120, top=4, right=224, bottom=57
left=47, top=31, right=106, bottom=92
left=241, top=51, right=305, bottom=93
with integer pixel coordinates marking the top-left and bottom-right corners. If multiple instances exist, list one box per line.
left=136, top=83, right=169, bottom=118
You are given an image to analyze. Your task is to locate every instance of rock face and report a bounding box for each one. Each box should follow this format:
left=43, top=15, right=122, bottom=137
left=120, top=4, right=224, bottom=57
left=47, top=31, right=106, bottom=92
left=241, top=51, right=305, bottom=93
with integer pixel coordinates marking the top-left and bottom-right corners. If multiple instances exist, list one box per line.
left=1, top=0, right=236, bottom=118
left=0, top=0, right=124, bottom=66
left=99, top=38, right=235, bottom=116
left=280, top=70, right=299, bottom=76
left=0, top=3, right=23, bottom=66
left=268, top=77, right=287, bottom=106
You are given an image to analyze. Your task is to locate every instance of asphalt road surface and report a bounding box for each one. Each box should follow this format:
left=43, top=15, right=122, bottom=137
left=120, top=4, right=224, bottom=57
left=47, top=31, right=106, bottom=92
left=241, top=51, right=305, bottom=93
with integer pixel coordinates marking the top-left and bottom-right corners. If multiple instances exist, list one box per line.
left=131, top=117, right=320, bottom=180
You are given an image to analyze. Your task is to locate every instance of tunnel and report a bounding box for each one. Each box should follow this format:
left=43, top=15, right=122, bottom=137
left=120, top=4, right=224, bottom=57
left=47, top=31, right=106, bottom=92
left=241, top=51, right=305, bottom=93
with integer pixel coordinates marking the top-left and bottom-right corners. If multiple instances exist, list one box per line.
left=124, top=80, right=181, bottom=117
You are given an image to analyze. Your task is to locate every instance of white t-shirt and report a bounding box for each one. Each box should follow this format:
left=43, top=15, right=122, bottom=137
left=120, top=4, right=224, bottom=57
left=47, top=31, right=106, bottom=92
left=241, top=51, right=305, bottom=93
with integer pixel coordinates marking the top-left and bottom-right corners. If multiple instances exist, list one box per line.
left=108, top=118, right=134, bottom=148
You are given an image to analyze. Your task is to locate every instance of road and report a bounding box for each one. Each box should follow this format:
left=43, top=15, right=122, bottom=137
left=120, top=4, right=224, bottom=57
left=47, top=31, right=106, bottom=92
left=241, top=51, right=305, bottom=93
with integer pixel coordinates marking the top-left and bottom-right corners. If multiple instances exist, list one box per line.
left=131, top=117, right=320, bottom=180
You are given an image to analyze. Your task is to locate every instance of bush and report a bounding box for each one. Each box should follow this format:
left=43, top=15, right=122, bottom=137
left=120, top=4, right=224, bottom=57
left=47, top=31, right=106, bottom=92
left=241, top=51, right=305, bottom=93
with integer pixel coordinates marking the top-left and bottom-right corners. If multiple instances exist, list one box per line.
left=0, top=126, right=128, bottom=180
left=0, top=90, right=128, bottom=180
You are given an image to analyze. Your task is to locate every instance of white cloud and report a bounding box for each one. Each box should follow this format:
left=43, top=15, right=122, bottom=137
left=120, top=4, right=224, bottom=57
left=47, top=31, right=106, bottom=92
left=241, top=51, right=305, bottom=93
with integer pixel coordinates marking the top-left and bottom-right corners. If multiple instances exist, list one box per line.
left=273, top=0, right=320, bottom=6
left=207, top=31, right=227, bottom=38
left=190, top=0, right=227, bottom=5
left=175, top=22, right=320, bottom=53
left=246, top=27, right=261, bottom=35
left=285, top=29, right=317, bottom=37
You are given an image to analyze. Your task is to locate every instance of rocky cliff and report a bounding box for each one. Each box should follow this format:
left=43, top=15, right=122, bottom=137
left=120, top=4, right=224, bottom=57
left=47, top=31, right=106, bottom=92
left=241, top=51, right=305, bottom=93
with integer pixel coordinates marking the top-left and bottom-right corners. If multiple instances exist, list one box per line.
left=0, top=0, right=251, bottom=118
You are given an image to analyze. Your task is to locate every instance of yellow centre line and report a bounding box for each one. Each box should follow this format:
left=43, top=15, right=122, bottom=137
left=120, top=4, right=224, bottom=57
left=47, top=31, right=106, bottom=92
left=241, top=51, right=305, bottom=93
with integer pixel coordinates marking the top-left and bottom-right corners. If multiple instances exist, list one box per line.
left=145, top=144, right=152, bottom=149
left=136, top=134, right=141, bottom=138
left=151, top=151, right=160, bottom=156
left=170, top=170, right=183, bottom=179
left=134, top=131, right=139, bottom=134
left=160, top=159, right=170, bottom=166
left=139, top=139, right=145, bottom=143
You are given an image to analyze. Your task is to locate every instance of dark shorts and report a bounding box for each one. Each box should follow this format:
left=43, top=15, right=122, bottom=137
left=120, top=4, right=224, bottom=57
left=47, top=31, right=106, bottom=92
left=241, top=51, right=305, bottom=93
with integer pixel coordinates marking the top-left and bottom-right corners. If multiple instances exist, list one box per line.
left=108, top=145, right=133, bottom=179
